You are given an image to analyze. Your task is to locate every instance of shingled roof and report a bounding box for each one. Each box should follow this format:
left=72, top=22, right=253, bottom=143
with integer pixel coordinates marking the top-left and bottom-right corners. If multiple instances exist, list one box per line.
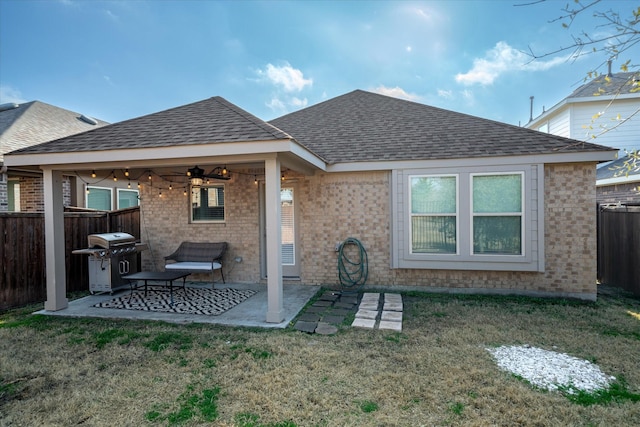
left=9, top=97, right=292, bottom=155
left=568, top=72, right=640, bottom=98
left=270, top=90, right=613, bottom=165
left=0, top=101, right=108, bottom=161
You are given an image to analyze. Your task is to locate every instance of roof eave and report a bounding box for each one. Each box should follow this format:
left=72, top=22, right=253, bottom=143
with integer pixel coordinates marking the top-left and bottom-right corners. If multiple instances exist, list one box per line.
left=325, top=150, right=618, bottom=173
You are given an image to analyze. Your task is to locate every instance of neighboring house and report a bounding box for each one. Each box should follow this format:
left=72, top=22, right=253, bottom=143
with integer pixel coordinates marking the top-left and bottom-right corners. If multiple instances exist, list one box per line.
left=4, top=91, right=616, bottom=323
left=525, top=70, right=640, bottom=204
left=0, top=101, right=136, bottom=212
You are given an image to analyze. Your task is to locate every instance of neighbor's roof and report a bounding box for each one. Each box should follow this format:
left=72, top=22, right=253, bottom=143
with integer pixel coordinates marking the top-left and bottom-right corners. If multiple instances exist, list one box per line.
left=0, top=101, right=108, bottom=160
left=568, top=72, right=640, bottom=98
left=8, top=97, right=292, bottom=155
left=270, top=90, right=613, bottom=165
left=596, top=155, right=640, bottom=180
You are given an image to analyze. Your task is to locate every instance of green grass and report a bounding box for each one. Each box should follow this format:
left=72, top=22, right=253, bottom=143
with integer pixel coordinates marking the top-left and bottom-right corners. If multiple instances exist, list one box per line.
left=1, top=287, right=639, bottom=426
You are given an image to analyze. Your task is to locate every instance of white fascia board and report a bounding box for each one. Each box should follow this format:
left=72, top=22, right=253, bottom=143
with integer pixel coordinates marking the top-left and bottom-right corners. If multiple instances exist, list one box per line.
left=326, top=150, right=618, bottom=173
left=597, top=175, right=640, bottom=186
left=4, top=139, right=326, bottom=171
left=526, top=93, right=639, bottom=129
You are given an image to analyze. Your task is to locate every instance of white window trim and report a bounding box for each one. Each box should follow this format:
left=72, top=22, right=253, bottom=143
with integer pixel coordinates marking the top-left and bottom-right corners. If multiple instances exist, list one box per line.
left=392, top=164, right=544, bottom=272
left=408, top=174, right=459, bottom=256
left=116, top=188, right=140, bottom=209
left=470, top=171, right=525, bottom=258
left=86, top=185, right=113, bottom=210
left=190, top=184, right=226, bottom=223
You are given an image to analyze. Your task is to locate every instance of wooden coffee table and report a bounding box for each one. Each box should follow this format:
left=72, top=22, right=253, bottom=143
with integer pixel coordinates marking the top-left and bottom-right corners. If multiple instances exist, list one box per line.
left=123, top=271, right=191, bottom=305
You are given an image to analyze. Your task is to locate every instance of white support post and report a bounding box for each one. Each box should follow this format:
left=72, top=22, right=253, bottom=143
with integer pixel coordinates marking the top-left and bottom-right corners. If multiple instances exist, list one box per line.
left=43, top=168, right=68, bottom=311
left=264, top=157, right=284, bottom=323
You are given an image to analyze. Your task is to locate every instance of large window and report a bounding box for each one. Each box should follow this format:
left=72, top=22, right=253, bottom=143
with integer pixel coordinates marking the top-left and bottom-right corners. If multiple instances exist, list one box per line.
left=191, top=184, right=225, bottom=222
left=117, top=189, right=140, bottom=209
left=86, top=186, right=112, bottom=210
left=472, top=173, right=523, bottom=255
left=393, top=164, right=543, bottom=272
left=410, top=175, right=458, bottom=254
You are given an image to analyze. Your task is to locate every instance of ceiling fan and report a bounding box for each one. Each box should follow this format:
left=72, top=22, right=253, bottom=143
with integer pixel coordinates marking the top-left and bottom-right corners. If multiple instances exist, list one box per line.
left=187, top=165, right=231, bottom=186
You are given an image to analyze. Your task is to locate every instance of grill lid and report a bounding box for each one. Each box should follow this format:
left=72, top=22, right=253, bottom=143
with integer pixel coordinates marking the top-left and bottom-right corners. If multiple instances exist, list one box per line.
left=88, top=232, right=135, bottom=249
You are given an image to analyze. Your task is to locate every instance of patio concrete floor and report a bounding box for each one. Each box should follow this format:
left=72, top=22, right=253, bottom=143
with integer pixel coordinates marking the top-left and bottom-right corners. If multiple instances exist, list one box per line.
left=35, top=282, right=321, bottom=328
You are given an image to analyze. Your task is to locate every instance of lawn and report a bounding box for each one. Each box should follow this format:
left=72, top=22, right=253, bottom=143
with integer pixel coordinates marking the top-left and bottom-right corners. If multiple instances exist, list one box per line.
left=1, top=287, right=639, bottom=426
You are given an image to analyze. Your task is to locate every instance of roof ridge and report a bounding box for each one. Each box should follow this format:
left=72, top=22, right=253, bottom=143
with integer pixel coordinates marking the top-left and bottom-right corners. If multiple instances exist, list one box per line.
left=211, top=96, right=293, bottom=140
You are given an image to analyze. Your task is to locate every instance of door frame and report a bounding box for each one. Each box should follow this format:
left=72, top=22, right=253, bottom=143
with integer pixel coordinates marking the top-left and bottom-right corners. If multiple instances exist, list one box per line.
left=259, top=182, right=301, bottom=278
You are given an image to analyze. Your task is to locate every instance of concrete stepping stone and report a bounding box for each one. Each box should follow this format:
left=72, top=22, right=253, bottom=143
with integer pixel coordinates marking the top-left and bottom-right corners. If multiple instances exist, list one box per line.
left=319, top=293, right=339, bottom=301
left=352, top=318, right=376, bottom=329
left=298, top=313, right=321, bottom=322
left=294, top=320, right=318, bottom=333
left=358, top=301, right=380, bottom=311
left=361, top=293, right=380, bottom=302
left=380, top=311, right=402, bottom=322
left=322, top=315, right=345, bottom=324
left=378, top=320, right=402, bottom=332
left=315, top=322, right=339, bottom=335
left=312, top=300, right=332, bottom=307
left=383, top=301, right=403, bottom=312
left=355, top=309, right=378, bottom=320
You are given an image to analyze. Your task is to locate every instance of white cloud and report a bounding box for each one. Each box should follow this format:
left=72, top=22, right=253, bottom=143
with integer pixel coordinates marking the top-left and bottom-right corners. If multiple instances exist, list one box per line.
left=455, top=41, right=569, bottom=86
left=266, top=97, right=285, bottom=112
left=289, top=97, right=308, bottom=108
left=257, top=62, right=312, bottom=92
left=437, top=89, right=453, bottom=99
left=0, top=85, right=26, bottom=104
left=371, top=85, right=421, bottom=102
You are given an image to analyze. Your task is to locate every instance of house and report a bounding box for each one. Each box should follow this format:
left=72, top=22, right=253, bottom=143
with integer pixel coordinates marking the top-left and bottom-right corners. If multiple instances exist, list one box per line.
left=525, top=70, right=640, bottom=204
left=4, top=90, right=616, bottom=323
left=0, top=100, right=130, bottom=212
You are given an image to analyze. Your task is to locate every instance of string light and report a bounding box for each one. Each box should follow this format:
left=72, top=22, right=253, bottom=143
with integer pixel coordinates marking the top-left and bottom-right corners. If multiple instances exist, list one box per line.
left=91, top=170, right=96, bottom=178
left=148, top=172, right=152, bottom=181
left=127, top=181, right=131, bottom=189
left=254, top=175, right=258, bottom=184
left=169, top=183, right=173, bottom=190
left=137, top=182, right=141, bottom=189
left=124, top=168, right=129, bottom=177
left=113, top=172, right=117, bottom=182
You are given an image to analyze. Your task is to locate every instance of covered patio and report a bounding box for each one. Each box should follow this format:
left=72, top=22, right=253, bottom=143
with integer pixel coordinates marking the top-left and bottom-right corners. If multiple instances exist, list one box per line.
left=4, top=97, right=327, bottom=325
left=35, top=282, right=320, bottom=328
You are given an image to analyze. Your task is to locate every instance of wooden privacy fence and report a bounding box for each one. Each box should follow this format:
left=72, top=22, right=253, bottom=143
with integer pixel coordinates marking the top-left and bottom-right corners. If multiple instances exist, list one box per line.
left=597, top=204, right=640, bottom=296
left=0, top=206, right=140, bottom=310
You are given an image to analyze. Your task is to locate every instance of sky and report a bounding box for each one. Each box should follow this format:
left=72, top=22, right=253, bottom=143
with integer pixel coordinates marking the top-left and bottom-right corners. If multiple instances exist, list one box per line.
left=0, top=0, right=638, bottom=127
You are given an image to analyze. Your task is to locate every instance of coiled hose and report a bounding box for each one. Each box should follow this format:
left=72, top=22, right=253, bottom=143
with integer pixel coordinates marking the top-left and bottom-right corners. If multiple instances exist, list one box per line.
left=337, top=237, right=368, bottom=293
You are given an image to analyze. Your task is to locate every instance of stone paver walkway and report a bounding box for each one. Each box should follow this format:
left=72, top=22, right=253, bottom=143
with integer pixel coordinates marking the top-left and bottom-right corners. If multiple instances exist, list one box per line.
left=293, top=290, right=403, bottom=334
left=293, top=290, right=359, bottom=335
left=353, top=292, right=403, bottom=332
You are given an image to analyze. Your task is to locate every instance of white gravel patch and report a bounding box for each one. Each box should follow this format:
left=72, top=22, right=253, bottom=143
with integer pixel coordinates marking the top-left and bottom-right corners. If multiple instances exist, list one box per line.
left=487, top=345, right=616, bottom=394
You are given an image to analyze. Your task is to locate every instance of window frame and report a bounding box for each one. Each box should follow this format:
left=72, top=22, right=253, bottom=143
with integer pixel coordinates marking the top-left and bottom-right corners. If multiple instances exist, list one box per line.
left=470, top=171, right=525, bottom=257
left=392, top=164, right=544, bottom=272
left=116, top=188, right=140, bottom=209
left=189, top=183, right=226, bottom=223
left=408, top=174, right=459, bottom=256
left=86, top=185, right=113, bottom=211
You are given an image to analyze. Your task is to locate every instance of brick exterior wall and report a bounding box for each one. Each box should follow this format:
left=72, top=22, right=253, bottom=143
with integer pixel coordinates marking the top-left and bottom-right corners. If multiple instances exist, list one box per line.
left=15, top=176, right=72, bottom=212
left=140, top=163, right=599, bottom=299
left=597, top=182, right=640, bottom=205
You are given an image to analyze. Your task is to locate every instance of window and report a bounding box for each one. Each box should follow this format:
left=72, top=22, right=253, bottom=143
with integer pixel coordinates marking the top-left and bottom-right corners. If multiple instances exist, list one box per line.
left=410, top=175, right=458, bottom=254
left=117, top=189, right=139, bottom=209
left=86, top=186, right=112, bottom=210
left=191, top=184, right=225, bottom=222
left=472, top=173, right=523, bottom=255
left=392, top=164, right=543, bottom=272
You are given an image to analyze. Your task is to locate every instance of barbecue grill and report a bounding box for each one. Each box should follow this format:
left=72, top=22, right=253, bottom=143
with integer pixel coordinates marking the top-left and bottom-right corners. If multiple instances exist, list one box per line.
left=73, top=232, right=148, bottom=294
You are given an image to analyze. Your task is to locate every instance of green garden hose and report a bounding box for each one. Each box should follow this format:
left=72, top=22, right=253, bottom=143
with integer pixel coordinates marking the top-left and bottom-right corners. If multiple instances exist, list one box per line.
left=337, top=237, right=368, bottom=292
